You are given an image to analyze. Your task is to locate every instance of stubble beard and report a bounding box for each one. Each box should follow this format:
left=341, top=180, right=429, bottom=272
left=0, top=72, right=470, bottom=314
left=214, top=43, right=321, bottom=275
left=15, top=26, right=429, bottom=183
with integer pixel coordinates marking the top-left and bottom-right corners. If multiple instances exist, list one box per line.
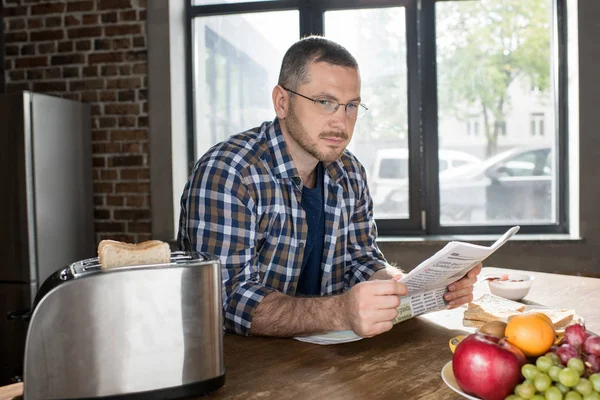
left=284, top=106, right=349, bottom=163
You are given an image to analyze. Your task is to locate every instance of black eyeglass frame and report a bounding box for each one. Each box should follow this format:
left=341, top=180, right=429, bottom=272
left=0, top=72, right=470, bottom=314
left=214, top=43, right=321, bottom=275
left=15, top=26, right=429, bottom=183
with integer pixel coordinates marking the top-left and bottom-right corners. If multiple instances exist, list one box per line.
left=280, top=86, right=368, bottom=118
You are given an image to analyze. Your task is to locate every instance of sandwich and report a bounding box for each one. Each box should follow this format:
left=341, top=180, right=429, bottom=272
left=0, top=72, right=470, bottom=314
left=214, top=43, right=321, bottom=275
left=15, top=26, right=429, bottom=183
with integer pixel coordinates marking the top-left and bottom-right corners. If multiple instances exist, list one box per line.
left=98, top=239, right=171, bottom=269
left=463, top=293, right=581, bottom=330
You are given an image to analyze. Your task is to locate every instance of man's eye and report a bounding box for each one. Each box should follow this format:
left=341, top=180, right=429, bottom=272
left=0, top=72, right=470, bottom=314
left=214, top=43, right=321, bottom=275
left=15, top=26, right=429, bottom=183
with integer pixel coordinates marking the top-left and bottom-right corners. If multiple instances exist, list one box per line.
left=347, top=103, right=359, bottom=111
left=316, top=99, right=333, bottom=107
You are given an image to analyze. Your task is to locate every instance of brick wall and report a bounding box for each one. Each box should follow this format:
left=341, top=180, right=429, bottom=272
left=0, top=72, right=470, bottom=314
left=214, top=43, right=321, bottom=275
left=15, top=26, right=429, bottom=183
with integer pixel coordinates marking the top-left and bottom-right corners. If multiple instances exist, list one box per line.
left=2, top=0, right=150, bottom=244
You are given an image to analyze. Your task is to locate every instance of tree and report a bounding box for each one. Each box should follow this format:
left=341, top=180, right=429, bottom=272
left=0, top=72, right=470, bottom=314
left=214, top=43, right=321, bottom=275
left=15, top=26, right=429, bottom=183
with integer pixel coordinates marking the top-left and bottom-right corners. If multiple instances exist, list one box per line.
left=436, top=0, right=551, bottom=157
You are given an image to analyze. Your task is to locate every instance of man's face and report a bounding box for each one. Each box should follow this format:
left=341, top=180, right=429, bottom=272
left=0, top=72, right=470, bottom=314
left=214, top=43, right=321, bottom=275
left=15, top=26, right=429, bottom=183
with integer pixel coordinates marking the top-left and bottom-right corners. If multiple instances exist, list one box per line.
left=284, top=61, right=361, bottom=163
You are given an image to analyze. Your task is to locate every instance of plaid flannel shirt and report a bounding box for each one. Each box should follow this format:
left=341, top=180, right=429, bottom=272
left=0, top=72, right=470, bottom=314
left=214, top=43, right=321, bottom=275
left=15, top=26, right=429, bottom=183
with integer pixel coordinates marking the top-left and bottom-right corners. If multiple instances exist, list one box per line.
left=177, top=118, right=388, bottom=335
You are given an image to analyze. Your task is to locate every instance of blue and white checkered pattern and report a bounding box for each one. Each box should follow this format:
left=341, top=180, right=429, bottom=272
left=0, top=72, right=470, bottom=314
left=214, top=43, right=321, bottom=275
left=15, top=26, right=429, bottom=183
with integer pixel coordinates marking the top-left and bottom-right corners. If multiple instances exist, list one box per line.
left=177, top=118, right=388, bottom=335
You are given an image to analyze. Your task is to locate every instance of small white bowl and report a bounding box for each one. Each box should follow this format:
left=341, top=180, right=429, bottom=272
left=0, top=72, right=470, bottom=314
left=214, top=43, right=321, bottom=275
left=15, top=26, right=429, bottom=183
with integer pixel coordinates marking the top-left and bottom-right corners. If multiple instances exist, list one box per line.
left=485, top=273, right=535, bottom=301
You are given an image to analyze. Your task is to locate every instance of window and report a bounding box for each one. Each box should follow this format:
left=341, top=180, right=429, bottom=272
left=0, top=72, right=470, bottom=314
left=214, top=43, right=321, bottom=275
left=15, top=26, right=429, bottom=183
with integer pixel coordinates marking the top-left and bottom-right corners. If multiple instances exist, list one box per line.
left=185, top=0, right=569, bottom=236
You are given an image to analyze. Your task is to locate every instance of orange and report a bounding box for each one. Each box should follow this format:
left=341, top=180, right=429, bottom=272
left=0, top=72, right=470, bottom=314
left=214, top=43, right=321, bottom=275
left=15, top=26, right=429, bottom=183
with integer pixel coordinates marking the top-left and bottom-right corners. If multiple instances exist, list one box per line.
left=505, top=312, right=556, bottom=357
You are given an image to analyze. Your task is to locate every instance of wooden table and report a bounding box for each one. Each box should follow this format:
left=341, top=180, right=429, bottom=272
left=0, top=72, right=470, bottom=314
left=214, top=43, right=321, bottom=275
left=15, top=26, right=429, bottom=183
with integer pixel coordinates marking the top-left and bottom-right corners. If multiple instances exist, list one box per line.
left=2, top=267, right=599, bottom=400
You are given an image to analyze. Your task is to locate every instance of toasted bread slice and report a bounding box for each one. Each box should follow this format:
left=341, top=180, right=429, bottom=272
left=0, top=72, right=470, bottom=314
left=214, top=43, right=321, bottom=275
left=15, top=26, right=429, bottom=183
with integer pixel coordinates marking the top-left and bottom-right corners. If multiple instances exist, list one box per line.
left=464, top=294, right=526, bottom=320
left=98, top=239, right=171, bottom=269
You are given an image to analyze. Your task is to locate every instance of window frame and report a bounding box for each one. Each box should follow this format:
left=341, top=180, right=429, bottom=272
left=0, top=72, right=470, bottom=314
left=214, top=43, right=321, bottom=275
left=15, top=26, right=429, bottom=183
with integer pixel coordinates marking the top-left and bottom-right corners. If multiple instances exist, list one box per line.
left=183, top=0, right=570, bottom=237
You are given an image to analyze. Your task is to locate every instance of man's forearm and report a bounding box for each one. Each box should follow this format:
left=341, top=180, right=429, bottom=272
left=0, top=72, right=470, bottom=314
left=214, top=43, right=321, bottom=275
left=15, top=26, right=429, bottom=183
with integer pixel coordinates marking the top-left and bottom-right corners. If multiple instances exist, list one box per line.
left=369, top=265, right=404, bottom=281
left=250, top=291, right=349, bottom=337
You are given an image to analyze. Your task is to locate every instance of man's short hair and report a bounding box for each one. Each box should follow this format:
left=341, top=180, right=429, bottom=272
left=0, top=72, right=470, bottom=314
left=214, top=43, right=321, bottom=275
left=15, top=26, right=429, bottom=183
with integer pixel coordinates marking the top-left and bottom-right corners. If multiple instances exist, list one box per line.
left=278, top=36, right=359, bottom=91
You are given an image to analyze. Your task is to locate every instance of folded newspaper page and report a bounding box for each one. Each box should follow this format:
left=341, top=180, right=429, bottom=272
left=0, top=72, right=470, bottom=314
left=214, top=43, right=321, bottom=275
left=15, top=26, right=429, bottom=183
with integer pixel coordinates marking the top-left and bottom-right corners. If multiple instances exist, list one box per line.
left=392, top=225, right=520, bottom=324
left=294, top=225, right=520, bottom=345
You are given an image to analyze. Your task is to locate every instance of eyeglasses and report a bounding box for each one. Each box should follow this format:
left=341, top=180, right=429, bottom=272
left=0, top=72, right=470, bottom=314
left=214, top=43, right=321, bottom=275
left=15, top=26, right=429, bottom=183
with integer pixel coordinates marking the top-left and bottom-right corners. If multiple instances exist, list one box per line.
left=281, top=86, right=368, bottom=119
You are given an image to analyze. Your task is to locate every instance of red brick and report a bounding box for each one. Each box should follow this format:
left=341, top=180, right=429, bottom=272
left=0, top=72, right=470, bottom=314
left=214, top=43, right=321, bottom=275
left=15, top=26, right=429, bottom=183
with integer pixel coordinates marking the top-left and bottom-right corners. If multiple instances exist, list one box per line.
left=132, top=36, right=145, bottom=48
left=97, top=117, right=117, bottom=128
left=139, top=10, right=146, bottom=21
left=45, top=16, right=62, bottom=28
left=82, top=66, right=98, bottom=77
left=63, top=67, right=80, bottom=78
left=20, top=44, right=35, bottom=55
left=118, top=90, right=135, bottom=101
left=89, top=53, right=123, bottom=64
left=105, top=24, right=142, bottom=37
left=118, top=117, right=137, bottom=128
left=105, top=103, right=139, bottom=115
left=115, top=182, right=149, bottom=193
left=127, top=222, right=151, bottom=233
left=120, top=10, right=136, bottom=21
left=97, top=233, right=135, bottom=243
left=94, top=209, right=111, bottom=220
left=114, top=209, right=150, bottom=220
left=132, top=63, right=146, bottom=74
left=65, top=15, right=80, bottom=26
left=142, top=102, right=148, bottom=113
left=26, top=69, right=44, bottom=80
left=110, top=155, right=144, bottom=168
left=27, top=18, right=43, bottom=29
left=58, top=41, right=73, bottom=53
left=94, top=196, right=105, bottom=206
left=67, top=1, right=95, bottom=12
left=95, top=222, right=126, bottom=232
left=37, top=42, right=57, bottom=54
left=92, top=156, right=107, bottom=167
left=102, top=171, right=119, bottom=182
left=51, top=54, right=85, bottom=65
left=33, top=81, right=67, bottom=92
left=7, top=82, right=31, bottom=92
left=107, top=77, right=140, bottom=89
left=125, top=195, right=146, bottom=207
left=81, top=92, right=98, bottom=102
left=44, top=68, right=61, bottom=79
left=9, top=70, right=26, bottom=81
left=5, top=31, right=28, bottom=42
left=137, top=116, right=148, bottom=127
left=7, top=18, right=26, bottom=30
left=101, top=12, right=118, bottom=24
left=61, top=93, right=81, bottom=101
left=91, top=104, right=102, bottom=115
left=68, top=27, right=103, bottom=39
left=111, top=129, right=146, bottom=141
left=94, top=182, right=114, bottom=193
left=31, top=3, right=66, bottom=15
left=106, top=196, right=124, bottom=206
left=98, top=0, right=132, bottom=10
left=5, top=45, right=19, bottom=56
left=113, top=38, right=131, bottom=49
left=83, top=14, right=99, bottom=25
left=119, top=65, right=132, bottom=75
left=4, top=6, right=28, bottom=17
left=99, top=91, right=117, bottom=102
left=30, top=29, right=64, bottom=42
left=76, top=40, right=92, bottom=51
left=15, top=56, right=48, bottom=68
left=70, top=79, right=105, bottom=91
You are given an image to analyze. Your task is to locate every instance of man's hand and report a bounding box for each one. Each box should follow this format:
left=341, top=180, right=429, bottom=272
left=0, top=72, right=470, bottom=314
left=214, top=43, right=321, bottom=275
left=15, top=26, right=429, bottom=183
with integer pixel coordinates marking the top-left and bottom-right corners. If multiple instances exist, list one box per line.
left=342, top=280, right=408, bottom=338
left=444, top=263, right=483, bottom=308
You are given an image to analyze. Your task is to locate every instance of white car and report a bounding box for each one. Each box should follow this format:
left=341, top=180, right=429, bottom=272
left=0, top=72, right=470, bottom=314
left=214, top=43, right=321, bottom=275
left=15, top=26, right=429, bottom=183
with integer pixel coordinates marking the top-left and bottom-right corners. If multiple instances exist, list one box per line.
left=370, top=148, right=481, bottom=213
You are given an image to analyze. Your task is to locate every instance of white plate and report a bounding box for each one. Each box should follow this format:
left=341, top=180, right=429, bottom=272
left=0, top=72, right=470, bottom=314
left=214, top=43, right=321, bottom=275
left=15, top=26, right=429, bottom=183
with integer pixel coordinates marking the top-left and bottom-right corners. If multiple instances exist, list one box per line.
left=293, top=330, right=363, bottom=345
left=441, top=361, right=481, bottom=400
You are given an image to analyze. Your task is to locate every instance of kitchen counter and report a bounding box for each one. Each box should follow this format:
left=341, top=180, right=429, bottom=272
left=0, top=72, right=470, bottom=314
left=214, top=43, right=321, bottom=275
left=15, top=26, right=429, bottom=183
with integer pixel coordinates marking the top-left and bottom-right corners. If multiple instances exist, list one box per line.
left=2, top=267, right=599, bottom=400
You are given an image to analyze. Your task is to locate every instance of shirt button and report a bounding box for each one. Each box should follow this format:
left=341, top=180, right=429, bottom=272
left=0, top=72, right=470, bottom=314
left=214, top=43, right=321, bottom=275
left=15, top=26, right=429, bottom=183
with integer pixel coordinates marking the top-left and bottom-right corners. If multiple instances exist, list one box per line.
left=289, top=285, right=296, bottom=292
left=298, top=242, right=305, bottom=248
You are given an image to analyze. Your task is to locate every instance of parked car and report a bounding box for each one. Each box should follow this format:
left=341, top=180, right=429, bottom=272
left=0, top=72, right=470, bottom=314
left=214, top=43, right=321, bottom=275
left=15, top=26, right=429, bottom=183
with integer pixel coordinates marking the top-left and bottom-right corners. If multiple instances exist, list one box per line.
left=384, top=145, right=555, bottom=223
left=370, top=148, right=481, bottom=214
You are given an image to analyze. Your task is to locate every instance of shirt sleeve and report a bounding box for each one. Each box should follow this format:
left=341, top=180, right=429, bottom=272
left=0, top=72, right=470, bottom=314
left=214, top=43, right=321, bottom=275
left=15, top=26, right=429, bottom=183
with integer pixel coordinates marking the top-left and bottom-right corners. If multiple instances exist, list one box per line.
left=177, top=156, right=276, bottom=336
left=344, top=166, right=388, bottom=287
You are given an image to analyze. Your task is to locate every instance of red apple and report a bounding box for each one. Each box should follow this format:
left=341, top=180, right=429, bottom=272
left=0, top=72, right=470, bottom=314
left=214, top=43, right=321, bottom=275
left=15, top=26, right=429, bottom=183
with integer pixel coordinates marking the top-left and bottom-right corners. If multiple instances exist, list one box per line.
left=452, top=333, right=526, bottom=400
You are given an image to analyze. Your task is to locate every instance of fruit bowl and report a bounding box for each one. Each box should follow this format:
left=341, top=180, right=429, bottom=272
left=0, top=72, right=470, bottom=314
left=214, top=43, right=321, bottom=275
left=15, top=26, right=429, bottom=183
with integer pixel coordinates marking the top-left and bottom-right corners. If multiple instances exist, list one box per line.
left=485, top=273, right=534, bottom=301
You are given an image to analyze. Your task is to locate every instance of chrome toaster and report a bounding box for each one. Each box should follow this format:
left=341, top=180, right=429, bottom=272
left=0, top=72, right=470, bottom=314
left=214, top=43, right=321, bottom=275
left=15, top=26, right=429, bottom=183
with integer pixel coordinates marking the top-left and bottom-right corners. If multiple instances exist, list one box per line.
left=23, top=251, right=225, bottom=399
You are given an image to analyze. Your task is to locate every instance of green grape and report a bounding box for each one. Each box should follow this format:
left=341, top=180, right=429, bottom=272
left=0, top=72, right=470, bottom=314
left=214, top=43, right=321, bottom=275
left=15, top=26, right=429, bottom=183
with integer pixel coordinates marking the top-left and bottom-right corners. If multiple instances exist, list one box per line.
left=515, top=382, right=536, bottom=399
left=550, top=365, right=564, bottom=382
left=589, top=374, right=600, bottom=392
left=582, top=392, right=600, bottom=400
left=560, top=368, right=582, bottom=388
left=534, top=373, right=552, bottom=392
left=531, top=395, right=546, bottom=400
left=545, top=386, right=564, bottom=400
left=568, top=358, right=585, bottom=376
left=524, top=363, right=542, bottom=380
left=505, top=395, right=525, bottom=400
left=565, top=391, right=583, bottom=400
left=547, top=352, right=562, bottom=365
left=575, top=378, right=593, bottom=396
left=557, top=383, right=570, bottom=394
left=538, top=356, right=554, bottom=372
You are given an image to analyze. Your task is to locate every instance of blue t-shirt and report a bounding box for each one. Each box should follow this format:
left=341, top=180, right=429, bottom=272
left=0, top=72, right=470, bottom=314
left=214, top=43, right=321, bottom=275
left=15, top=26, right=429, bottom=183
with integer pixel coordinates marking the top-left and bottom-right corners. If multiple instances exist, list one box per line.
left=296, top=162, right=325, bottom=296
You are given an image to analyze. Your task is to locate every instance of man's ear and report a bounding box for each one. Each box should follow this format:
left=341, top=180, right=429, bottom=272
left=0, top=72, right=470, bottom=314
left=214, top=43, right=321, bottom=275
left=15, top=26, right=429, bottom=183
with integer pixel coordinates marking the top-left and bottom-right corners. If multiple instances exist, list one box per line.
left=272, top=85, right=288, bottom=119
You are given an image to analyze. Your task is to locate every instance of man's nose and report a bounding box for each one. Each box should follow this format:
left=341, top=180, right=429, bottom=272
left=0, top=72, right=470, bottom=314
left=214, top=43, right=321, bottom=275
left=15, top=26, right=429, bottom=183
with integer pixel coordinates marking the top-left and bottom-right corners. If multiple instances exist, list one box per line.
left=330, top=105, right=349, bottom=129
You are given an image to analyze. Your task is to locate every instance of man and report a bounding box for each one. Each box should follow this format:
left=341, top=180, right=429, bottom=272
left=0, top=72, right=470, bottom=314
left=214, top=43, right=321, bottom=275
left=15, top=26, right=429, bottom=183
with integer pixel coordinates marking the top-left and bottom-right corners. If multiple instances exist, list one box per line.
left=178, top=36, right=481, bottom=338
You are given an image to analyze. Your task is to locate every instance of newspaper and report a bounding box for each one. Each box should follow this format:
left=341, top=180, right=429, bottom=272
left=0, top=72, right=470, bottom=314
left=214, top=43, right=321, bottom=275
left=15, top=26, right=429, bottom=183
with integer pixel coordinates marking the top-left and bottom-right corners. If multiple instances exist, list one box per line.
left=392, top=225, right=520, bottom=324
left=294, top=225, right=520, bottom=345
